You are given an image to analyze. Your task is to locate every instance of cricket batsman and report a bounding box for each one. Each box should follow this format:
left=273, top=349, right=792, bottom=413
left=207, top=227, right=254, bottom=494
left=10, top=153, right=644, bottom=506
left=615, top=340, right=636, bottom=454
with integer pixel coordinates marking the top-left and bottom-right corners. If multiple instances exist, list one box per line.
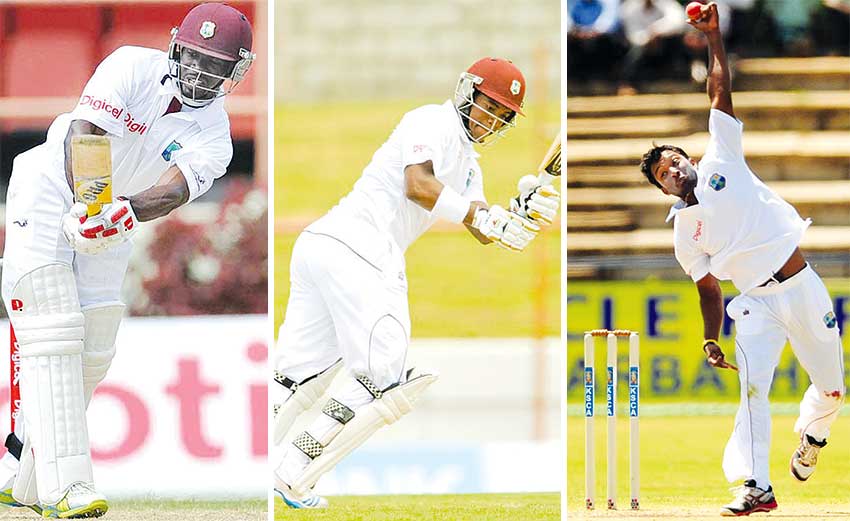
left=640, top=3, right=844, bottom=516
left=0, top=4, right=254, bottom=517
left=272, top=57, right=560, bottom=509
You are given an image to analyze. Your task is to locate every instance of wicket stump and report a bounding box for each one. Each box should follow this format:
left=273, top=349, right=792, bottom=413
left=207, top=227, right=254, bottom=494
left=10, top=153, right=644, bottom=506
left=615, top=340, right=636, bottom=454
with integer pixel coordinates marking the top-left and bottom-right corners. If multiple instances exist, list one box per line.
left=584, top=329, right=639, bottom=511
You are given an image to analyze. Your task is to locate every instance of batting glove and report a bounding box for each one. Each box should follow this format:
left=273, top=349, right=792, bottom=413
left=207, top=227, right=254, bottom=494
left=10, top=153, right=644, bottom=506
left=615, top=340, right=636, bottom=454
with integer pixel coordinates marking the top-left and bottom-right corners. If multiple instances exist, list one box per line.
left=62, top=203, right=116, bottom=255
left=510, top=174, right=560, bottom=226
left=472, top=205, right=540, bottom=251
left=62, top=198, right=138, bottom=255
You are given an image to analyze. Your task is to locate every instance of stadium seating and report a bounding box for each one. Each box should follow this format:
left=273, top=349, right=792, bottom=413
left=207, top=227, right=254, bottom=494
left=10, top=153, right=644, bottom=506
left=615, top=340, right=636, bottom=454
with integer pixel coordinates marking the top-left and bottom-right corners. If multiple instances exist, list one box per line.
left=0, top=2, right=260, bottom=139
left=566, top=57, right=850, bottom=280
left=99, top=4, right=186, bottom=57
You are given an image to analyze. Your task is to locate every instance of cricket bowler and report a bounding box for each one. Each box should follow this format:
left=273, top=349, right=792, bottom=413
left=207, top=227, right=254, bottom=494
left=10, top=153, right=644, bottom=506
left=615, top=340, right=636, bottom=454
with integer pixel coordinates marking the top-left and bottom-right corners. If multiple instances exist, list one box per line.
left=0, top=4, right=254, bottom=517
left=640, top=3, right=844, bottom=516
left=273, top=57, right=560, bottom=509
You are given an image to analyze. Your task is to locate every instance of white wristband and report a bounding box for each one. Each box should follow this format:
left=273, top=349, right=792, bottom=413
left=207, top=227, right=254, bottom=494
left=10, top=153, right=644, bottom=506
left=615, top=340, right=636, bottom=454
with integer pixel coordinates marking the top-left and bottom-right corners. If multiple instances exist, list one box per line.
left=431, top=186, right=470, bottom=224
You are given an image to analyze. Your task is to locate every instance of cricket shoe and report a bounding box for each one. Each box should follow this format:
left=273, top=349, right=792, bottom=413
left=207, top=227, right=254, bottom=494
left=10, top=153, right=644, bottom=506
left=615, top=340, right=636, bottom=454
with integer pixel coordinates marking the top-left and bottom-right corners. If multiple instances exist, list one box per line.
left=274, top=477, right=328, bottom=509
left=790, top=434, right=827, bottom=482
left=720, top=480, right=778, bottom=516
left=0, top=474, right=42, bottom=515
left=41, top=482, right=108, bottom=519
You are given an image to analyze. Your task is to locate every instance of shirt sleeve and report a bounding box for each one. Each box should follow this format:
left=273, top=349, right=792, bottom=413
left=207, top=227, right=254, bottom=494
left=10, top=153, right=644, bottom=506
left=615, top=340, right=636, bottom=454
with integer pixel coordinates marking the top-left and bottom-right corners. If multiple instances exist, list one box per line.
left=704, top=108, right=744, bottom=163
left=462, top=164, right=486, bottom=204
left=173, top=127, right=233, bottom=203
left=673, top=218, right=711, bottom=282
left=67, top=47, right=137, bottom=137
left=399, top=111, right=445, bottom=175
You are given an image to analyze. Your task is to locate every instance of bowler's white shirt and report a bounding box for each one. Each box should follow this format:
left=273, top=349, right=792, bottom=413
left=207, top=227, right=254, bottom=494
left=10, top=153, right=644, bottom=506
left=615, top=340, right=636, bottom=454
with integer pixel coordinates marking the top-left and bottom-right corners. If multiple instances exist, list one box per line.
left=668, top=109, right=809, bottom=294
left=308, top=100, right=485, bottom=266
left=41, top=46, right=232, bottom=203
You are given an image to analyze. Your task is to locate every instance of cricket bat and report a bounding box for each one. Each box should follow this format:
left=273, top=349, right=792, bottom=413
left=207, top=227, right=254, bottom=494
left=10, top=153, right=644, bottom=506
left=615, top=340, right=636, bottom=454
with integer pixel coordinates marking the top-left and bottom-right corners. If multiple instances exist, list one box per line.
left=537, top=130, right=561, bottom=185
left=71, top=135, right=113, bottom=217
left=514, top=131, right=562, bottom=224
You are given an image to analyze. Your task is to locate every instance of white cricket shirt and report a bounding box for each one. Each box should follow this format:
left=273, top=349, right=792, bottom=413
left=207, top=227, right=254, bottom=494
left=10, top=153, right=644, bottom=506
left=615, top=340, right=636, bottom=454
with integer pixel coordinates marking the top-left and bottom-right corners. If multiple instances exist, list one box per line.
left=307, top=100, right=485, bottom=266
left=41, top=46, right=233, bottom=203
left=668, top=109, right=810, bottom=294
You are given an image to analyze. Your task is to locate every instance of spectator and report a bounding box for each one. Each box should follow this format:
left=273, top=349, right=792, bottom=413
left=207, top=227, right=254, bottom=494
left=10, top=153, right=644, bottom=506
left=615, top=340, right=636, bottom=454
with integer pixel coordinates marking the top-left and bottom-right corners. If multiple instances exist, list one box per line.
left=812, top=0, right=850, bottom=54
left=763, top=0, right=822, bottom=55
left=566, top=0, right=626, bottom=79
left=619, top=0, right=688, bottom=94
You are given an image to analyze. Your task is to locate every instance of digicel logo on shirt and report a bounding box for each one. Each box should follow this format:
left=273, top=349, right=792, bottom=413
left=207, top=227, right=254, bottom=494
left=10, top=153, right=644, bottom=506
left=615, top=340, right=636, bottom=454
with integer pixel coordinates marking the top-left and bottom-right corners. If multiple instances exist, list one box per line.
left=692, top=220, right=703, bottom=241
left=78, top=95, right=147, bottom=135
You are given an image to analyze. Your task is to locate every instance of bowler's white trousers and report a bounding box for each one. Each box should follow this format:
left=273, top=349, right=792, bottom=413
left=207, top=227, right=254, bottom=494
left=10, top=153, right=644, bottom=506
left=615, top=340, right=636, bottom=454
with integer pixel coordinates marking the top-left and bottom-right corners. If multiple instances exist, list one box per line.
left=723, top=265, right=845, bottom=489
left=275, top=230, right=410, bottom=391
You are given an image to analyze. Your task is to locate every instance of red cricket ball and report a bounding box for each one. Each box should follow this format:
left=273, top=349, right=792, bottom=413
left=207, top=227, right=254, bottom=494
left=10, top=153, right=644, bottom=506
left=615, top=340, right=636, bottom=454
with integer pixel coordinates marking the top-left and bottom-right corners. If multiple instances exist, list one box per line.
left=686, top=1, right=703, bottom=20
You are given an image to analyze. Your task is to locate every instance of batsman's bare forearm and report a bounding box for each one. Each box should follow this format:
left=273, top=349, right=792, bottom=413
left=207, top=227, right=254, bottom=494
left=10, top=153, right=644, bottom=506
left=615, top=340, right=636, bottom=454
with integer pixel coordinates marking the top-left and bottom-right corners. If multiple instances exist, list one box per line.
left=404, top=162, right=478, bottom=225
left=404, top=162, right=491, bottom=243
left=127, top=166, right=190, bottom=222
left=696, top=273, right=724, bottom=341
left=64, top=119, right=107, bottom=191
left=404, top=162, right=442, bottom=208
left=705, top=29, right=734, bottom=117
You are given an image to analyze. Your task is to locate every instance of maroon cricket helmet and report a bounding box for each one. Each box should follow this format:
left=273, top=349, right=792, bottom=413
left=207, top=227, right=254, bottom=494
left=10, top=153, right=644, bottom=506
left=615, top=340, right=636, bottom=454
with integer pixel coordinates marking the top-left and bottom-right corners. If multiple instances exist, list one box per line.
left=172, top=3, right=253, bottom=63
left=466, top=57, right=526, bottom=116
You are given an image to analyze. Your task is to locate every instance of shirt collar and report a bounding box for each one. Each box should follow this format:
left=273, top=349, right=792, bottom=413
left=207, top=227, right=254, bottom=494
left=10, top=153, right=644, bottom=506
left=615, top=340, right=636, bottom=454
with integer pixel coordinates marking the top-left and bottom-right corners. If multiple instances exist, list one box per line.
left=665, top=199, right=687, bottom=222
left=158, top=75, right=223, bottom=130
left=666, top=196, right=704, bottom=222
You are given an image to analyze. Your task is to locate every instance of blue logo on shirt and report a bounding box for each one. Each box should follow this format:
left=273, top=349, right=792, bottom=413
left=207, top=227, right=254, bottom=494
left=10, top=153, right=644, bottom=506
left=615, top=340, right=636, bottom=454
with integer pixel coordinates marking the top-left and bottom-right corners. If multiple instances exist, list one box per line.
left=162, top=140, right=183, bottom=161
left=466, top=169, right=474, bottom=189
left=824, top=311, right=837, bottom=329
left=709, top=173, right=726, bottom=191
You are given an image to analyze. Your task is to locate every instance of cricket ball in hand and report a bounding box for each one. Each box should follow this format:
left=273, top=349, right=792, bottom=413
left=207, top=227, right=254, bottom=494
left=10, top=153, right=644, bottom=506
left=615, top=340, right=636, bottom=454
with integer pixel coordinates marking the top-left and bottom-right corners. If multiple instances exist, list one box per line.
left=686, top=1, right=704, bottom=20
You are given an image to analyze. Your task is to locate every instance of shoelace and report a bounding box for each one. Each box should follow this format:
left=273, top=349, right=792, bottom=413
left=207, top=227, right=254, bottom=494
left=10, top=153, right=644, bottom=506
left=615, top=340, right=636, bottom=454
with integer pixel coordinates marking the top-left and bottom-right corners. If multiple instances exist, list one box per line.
left=727, top=484, right=762, bottom=505
left=67, top=482, right=97, bottom=496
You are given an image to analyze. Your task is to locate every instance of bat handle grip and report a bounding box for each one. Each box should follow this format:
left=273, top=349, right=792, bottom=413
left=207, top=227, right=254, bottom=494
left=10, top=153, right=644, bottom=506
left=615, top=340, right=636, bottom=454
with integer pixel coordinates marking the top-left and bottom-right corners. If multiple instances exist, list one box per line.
left=87, top=203, right=103, bottom=217
left=538, top=171, right=558, bottom=187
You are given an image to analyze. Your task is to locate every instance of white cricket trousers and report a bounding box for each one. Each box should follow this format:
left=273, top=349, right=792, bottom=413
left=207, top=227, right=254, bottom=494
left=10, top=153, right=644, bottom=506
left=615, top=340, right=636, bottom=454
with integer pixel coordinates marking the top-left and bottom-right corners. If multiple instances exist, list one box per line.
left=275, top=230, right=410, bottom=390
left=722, top=265, right=845, bottom=489
left=2, top=146, right=132, bottom=307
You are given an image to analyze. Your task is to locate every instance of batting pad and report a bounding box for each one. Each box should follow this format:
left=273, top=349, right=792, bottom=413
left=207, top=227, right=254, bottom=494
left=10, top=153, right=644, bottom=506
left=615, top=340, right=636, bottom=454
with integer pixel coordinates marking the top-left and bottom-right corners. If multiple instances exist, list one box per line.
left=12, top=431, right=37, bottom=506
left=291, top=371, right=438, bottom=495
left=10, top=263, right=92, bottom=505
left=274, top=359, right=343, bottom=446
left=81, top=303, right=124, bottom=407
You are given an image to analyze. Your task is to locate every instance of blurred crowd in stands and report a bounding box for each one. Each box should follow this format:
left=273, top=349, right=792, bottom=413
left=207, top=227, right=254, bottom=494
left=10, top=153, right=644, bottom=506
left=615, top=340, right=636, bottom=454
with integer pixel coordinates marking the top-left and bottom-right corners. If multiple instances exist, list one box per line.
left=567, top=0, right=850, bottom=94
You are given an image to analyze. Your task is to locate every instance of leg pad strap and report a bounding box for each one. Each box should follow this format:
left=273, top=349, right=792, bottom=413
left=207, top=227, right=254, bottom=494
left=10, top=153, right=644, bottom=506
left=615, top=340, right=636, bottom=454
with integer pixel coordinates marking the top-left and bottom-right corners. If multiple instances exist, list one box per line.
left=291, top=371, right=438, bottom=495
left=273, top=359, right=343, bottom=445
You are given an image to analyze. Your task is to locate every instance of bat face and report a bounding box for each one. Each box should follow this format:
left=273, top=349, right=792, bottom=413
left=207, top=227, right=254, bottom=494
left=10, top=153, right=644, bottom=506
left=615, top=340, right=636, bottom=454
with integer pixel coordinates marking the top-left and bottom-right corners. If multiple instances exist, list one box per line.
left=71, top=135, right=113, bottom=217
left=539, top=131, right=561, bottom=177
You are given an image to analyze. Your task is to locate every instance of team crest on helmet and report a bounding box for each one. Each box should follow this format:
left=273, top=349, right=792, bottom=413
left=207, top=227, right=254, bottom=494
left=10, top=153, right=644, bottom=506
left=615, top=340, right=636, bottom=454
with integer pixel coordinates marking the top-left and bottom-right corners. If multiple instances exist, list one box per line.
left=510, top=80, right=521, bottom=95
left=199, top=21, right=216, bottom=39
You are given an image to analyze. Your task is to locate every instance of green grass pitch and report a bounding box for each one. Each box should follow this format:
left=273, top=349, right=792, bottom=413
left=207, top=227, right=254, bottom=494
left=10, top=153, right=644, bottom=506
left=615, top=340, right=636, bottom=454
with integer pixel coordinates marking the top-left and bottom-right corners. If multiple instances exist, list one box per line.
left=566, top=413, right=850, bottom=520
left=0, top=499, right=266, bottom=520
left=274, top=492, right=560, bottom=521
